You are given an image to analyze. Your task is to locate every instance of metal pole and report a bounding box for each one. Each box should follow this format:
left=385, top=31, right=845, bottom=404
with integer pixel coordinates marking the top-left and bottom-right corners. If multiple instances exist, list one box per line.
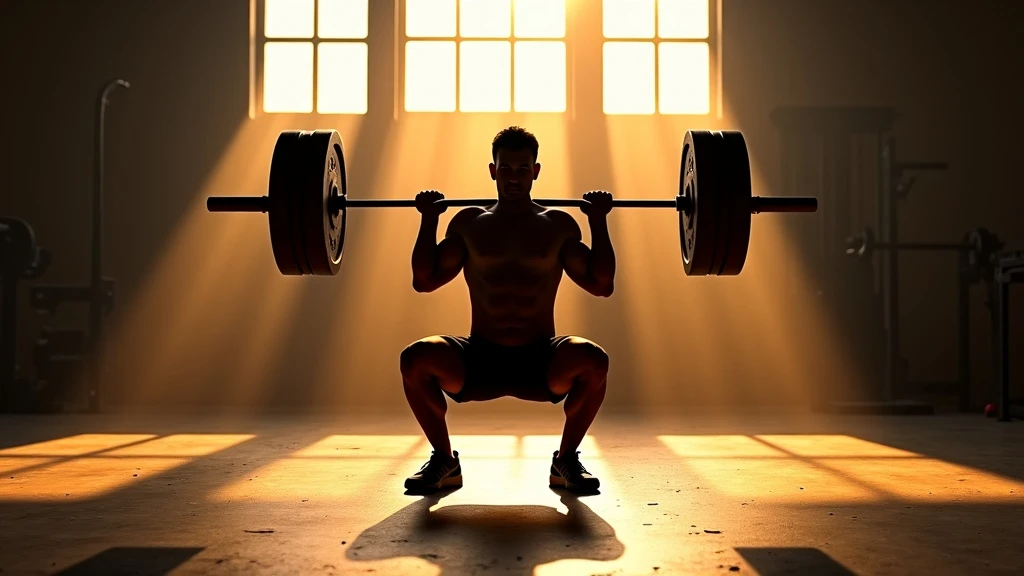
left=0, top=271, right=17, bottom=412
left=996, top=272, right=1011, bottom=422
left=873, top=242, right=970, bottom=252
left=204, top=195, right=819, bottom=214
left=957, top=268, right=970, bottom=412
left=881, top=136, right=900, bottom=401
left=90, top=79, right=129, bottom=413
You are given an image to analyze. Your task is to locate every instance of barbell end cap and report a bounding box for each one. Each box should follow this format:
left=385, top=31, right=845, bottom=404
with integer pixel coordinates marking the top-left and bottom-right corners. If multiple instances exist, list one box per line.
left=328, top=194, right=347, bottom=213
left=674, top=195, right=691, bottom=213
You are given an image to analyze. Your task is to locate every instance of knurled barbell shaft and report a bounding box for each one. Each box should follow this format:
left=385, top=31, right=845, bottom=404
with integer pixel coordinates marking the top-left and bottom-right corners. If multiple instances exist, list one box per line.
left=340, top=197, right=676, bottom=208
left=205, top=195, right=818, bottom=214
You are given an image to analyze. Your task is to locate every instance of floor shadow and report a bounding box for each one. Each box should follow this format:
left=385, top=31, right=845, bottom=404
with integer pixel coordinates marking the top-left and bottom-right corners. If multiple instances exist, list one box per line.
left=735, top=547, right=857, bottom=576
left=54, top=546, right=204, bottom=576
left=346, top=488, right=624, bottom=575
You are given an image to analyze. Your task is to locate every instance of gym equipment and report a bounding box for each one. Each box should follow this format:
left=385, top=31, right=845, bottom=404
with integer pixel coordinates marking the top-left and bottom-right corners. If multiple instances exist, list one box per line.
left=993, top=249, right=1024, bottom=422
left=33, top=327, right=89, bottom=410
left=0, top=79, right=126, bottom=415
left=844, top=226, right=1005, bottom=413
left=845, top=226, right=1002, bottom=262
left=0, top=215, right=117, bottom=414
left=0, top=217, right=51, bottom=412
left=773, top=107, right=965, bottom=415
left=206, top=129, right=818, bottom=277
left=83, top=78, right=130, bottom=413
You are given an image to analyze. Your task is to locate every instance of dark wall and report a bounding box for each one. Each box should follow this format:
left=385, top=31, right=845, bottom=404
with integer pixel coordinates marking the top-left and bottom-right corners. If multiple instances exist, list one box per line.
left=722, top=0, right=1024, bottom=406
left=1, top=0, right=1021, bottom=412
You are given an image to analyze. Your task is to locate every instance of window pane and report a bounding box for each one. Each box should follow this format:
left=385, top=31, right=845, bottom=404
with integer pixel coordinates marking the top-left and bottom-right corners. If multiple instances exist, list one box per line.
left=659, top=41, right=709, bottom=114
left=603, top=42, right=654, bottom=114
left=406, top=0, right=456, bottom=37
left=603, top=0, right=654, bottom=39
left=318, top=0, right=368, bottom=39
left=318, top=42, right=368, bottom=114
left=460, top=0, right=511, bottom=38
left=514, top=41, right=565, bottom=112
left=460, top=41, right=511, bottom=112
left=658, top=0, right=709, bottom=39
left=265, top=0, right=314, bottom=38
left=264, top=42, right=313, bottom=113
left=514, top=0, right=565, bottom=38
left=405, top=41, right=456, bottom=112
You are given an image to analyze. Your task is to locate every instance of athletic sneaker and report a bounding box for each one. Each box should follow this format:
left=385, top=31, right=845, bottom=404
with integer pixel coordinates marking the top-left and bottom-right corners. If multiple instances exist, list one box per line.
left=549, top=450, right=601, bottom=494
left=404, top=450, right=463, bottom=494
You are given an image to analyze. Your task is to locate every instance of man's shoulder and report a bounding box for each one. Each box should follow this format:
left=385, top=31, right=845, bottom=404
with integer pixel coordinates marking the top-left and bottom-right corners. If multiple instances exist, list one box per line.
left=444, top=206, right=486, bottom=237
left=450, top=206, right=487, bottom=225
left=542, top=207, right=582, bottom=232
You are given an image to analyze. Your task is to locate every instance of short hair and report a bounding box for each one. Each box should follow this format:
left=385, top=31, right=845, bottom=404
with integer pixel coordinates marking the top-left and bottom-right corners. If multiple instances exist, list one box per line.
left=491, top=126, right=539, bottom=163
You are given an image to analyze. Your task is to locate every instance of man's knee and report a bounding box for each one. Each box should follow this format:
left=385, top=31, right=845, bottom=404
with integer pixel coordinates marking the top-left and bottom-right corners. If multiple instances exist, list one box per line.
left=401, top=337, right=465, bottom=394
left=588, top=343, right=610, bottom=376
left=551, top=338, right=609, bottom=394
left=401, top=338, right=441, bottom=376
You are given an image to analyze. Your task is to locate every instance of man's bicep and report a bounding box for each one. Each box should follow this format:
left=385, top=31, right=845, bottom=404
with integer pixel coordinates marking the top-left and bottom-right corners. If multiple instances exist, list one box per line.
left=558, top=214, right=592, bottom=287
left=562, top=240, right=592, bottom=283
left=434, top=235, right=466, bottom=277
left=430, top=210, right=472, bottom=283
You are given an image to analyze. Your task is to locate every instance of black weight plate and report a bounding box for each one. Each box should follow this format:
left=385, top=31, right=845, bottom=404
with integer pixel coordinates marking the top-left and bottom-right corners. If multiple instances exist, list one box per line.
left=267, top=131, right=304, bottom=275
left=678, top=130, right=723, bottom=276
left=712, top=131, right=751, bottom=276
left=297, top=130, right=346, bottom=276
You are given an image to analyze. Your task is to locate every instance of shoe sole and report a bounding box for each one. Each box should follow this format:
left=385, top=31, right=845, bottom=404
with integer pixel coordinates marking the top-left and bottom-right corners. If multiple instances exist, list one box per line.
left=438, top=474, right=463, bottom=488
left=405, top=474, right=463, bottom=493
left=549, top=474, right=600, bottom=494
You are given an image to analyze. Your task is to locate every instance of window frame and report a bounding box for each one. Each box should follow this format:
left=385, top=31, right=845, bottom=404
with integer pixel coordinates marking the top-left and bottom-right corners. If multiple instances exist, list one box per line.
left=250, top=0, right=371, bottom=117
left=395, top=0, right=576, bottom=117
left=601, top=0, right=722, bottom=118
left=247, top=0, right=720, bottom=119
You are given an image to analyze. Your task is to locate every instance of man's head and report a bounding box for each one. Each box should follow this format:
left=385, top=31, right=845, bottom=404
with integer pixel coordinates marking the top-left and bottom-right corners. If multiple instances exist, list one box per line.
left=489, top=126, right=540, bottom=201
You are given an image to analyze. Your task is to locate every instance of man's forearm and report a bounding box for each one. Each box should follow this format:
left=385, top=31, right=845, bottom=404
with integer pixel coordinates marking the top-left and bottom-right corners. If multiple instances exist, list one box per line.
left=588, top=216, right=616, bottom=287
left=411, top=215, right=440, bottom=281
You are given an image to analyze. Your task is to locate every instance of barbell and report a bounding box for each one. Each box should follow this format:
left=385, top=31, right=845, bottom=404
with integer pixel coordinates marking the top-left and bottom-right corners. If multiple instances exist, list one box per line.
left=206, top=129, right=818, bottom=277
left=846, top=226, right=1004, bottom=282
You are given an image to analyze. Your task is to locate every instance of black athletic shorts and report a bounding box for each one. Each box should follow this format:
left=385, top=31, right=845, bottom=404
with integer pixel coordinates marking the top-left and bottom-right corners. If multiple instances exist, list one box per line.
left=439, top=335, right=574, bottom=404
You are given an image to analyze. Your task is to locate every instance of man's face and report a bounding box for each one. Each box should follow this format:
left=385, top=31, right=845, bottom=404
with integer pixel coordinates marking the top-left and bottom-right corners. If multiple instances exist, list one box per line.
left=490, top=147, right=540, bottom=201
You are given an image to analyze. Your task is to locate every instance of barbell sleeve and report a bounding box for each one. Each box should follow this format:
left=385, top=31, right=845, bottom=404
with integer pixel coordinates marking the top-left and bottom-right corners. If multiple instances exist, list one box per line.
left=207, top=196, right=269, bottom=213
left=750, top=196, right=817, bottom=213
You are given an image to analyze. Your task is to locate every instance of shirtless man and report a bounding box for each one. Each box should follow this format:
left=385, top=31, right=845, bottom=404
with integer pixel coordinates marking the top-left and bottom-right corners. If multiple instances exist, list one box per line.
left=400, top=126, right=616, bottom=495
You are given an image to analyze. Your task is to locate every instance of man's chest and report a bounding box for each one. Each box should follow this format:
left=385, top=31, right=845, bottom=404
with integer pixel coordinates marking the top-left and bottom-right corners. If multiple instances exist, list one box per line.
left=462, top=219, right=565, bottom=268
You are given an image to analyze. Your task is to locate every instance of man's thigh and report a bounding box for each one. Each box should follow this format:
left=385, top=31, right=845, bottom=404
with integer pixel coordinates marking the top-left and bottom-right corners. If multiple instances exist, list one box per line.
left=403, top=335, right=467, bottom=396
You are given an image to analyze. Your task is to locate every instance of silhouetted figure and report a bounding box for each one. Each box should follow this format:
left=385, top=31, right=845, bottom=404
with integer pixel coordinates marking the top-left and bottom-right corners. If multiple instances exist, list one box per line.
left=402, top=126, right=616, bottom=495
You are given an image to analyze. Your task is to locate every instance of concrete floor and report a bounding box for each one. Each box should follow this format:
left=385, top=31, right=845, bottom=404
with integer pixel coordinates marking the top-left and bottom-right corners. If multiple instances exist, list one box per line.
left=0, top=408, right=1021, bottom=575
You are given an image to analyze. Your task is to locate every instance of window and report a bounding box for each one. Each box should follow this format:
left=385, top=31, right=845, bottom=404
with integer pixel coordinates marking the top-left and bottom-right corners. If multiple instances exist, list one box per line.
left=602, top=0, right=713, bottom=115
left=257, top=0, right=369, bottom=115
left=402, top=0, right=567, bottom=113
